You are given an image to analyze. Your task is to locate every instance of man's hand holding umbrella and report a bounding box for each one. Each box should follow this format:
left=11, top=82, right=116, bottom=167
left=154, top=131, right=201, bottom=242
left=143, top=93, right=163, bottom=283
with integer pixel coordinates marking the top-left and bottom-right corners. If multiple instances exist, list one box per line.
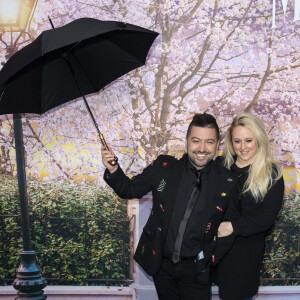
left=101, top=146, right=118, bottom=174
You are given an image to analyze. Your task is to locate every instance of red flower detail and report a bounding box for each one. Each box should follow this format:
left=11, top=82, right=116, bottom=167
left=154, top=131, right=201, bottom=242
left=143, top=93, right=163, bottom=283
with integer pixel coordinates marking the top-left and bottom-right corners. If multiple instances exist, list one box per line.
left=216, top=206, right=223, bottom=211
left=163, top=162, right=167, bottom=166
left=212, top=256, right=215, bottom=262
left=160, top=204, right=164, bottom=212
left=206, top=222, right=211, bottom=230
left=150, top=161, right=154, bottom=166
left=152, top=249, right=156, bottom=255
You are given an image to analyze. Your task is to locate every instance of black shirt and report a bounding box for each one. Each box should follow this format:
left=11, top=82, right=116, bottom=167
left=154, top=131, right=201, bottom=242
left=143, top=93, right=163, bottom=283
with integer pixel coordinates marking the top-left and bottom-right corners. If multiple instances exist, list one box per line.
left=163, top=157, right=212, bottom=258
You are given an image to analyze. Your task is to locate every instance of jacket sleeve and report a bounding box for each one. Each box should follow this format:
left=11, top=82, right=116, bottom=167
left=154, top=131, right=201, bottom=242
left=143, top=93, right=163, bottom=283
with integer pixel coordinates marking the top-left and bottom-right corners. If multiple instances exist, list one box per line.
left=103, top=157, right=160, bottom=199
left=214, top=155, right=242, bottom=221
left=212, top=234, right=236, bottom=266
left=223, top=182, right=242, bottom=221
left=231, top=176, right=284, bottom=236
left=211, top=178, right=240, bottom=266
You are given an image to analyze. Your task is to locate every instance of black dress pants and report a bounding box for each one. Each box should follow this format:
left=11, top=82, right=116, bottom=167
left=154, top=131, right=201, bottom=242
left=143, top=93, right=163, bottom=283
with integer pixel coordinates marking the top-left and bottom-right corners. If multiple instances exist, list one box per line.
left=153, top=258, right=211, bottom=300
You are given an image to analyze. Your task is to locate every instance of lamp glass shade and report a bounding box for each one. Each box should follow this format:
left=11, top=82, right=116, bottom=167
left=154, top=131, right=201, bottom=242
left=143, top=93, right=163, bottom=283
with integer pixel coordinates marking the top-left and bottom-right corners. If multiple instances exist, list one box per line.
left=0, top=0, right=35, bottom=32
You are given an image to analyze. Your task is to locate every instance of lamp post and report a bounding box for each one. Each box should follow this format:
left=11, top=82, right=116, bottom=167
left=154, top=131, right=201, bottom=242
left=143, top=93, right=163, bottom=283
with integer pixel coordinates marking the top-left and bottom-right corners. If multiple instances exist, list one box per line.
left=0, top=0, right=47, bottom=299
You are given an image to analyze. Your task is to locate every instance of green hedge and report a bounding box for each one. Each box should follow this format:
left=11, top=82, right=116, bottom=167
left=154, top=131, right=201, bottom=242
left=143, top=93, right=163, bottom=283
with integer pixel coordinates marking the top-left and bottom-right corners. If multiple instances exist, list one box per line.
left=262, top=192, right=300, bottom=285
left=0, top=175, right=130, bottom=285
left=0, top=175, right=299, bottom=286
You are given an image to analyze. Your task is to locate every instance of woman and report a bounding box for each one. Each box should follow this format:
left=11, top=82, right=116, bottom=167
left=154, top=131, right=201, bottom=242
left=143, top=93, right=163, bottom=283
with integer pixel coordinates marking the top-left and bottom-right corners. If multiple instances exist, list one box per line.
left=213, top=112, right=284, bottom=300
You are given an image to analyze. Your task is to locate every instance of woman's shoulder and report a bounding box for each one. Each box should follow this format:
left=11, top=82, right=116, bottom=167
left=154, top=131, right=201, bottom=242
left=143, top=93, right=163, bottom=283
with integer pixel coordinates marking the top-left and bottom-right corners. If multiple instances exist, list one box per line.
left=267, top=163, right=284, bottom=196
left=270, top=163, right=283, bottom=180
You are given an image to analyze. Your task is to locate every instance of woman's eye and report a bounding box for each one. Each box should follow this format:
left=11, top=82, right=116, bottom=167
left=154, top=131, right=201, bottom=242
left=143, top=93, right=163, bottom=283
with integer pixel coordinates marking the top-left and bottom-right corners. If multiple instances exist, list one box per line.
left=246, top=139, right=252, bottom=143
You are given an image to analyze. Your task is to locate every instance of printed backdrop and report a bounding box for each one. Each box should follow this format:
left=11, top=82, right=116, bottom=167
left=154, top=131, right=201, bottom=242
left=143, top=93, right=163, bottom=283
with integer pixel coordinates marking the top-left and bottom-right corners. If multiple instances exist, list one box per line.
left=0, top=0, right=299, bottom=286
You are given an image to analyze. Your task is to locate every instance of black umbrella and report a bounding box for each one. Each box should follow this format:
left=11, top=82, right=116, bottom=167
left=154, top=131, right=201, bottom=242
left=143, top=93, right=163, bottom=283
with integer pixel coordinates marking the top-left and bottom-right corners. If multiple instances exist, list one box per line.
left=0, top=17, right=158, bottom=159
left=0, top=17, right=158, bottom=297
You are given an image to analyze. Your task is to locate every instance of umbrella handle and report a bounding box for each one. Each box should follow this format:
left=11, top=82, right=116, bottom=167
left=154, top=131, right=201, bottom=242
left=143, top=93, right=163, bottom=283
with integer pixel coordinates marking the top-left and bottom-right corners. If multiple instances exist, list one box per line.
left=99, top=134, right=118, bottom=166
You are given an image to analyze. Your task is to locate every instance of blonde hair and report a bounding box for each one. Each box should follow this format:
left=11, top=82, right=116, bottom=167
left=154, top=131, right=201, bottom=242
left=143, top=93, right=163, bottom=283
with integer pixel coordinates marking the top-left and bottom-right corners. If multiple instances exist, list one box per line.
left=223, top=113, right=282, bottom=202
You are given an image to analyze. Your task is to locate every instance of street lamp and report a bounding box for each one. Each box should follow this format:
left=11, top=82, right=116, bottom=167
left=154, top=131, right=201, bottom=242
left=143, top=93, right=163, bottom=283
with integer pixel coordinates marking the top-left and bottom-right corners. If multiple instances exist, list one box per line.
left=0, top=0, right=47, bottom=299
left=0, top=0, right=35, bottom=61
left=0, top=0, right=22, bottom=27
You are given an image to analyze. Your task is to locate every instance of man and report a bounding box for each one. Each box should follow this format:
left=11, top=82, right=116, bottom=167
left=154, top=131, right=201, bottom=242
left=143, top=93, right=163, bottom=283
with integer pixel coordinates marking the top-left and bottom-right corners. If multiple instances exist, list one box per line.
left=101, top=113, right=237, bottom=300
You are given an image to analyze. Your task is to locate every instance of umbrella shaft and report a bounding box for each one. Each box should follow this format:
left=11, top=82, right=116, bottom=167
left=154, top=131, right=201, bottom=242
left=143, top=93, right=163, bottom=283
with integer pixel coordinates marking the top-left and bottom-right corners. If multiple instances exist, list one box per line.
left=63, top=56, right=101, bottom=132
left=81, top=93, right=102, bottom=137
left=80, top=93, right=118, bottom=166
left=63, top=55, right=117, bottom=166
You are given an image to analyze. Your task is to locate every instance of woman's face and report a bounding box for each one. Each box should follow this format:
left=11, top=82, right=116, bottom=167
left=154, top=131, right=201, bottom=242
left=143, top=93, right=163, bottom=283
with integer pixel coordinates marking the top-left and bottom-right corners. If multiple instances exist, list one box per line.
left=231, top=125, right=257, bottom=167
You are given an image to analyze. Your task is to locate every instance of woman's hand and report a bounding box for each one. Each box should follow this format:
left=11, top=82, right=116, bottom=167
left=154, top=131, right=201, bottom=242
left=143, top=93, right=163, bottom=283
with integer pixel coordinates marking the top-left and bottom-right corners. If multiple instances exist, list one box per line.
left=173, top=150, right=185, bottom=160
left=218, top=221, right=233, bottom=237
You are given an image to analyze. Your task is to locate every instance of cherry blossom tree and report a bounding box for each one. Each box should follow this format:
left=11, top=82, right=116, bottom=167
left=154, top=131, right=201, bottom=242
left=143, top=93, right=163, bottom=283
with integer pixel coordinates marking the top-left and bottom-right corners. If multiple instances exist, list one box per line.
left=0, top=0, right=298, bottom=188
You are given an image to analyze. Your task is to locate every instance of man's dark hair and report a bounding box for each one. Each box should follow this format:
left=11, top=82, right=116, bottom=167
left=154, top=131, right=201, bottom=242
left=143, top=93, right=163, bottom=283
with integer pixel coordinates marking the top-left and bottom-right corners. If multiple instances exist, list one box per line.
left=186, top=113, right=220, bottom=140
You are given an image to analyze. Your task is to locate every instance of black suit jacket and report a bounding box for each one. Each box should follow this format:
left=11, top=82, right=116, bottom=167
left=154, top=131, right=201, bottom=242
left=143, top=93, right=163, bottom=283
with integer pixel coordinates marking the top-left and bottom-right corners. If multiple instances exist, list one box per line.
left=104, top=154, right=237, bottom=282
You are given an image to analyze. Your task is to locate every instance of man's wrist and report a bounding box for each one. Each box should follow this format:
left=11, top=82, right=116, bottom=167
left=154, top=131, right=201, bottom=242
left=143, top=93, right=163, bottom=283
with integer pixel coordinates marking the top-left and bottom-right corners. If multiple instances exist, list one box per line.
left=105, top=165, right=119, bottom=180
left=108, top=165, right=118, bottom=174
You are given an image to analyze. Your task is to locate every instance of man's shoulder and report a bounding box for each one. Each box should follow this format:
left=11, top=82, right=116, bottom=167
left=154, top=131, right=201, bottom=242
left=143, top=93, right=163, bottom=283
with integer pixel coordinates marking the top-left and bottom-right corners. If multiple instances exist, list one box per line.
left=157, top=154, right=178, bottom=162
left=151, top=154, right=179, bottom=167
left=214, top=155, right=225, bottom=166
left=212, top=158, right=236, bottom=179
left=143, top=154, right=184, bottom=172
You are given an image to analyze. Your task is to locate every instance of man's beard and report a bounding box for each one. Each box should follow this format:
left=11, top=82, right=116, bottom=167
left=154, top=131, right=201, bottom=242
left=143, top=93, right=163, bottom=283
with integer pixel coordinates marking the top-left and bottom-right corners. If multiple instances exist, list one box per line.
left=188, top=150, right=213, bottom=169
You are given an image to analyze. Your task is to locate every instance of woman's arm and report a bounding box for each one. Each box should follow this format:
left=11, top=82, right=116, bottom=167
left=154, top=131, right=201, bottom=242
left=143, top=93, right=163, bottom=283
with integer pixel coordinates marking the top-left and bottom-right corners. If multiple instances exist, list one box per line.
left=231, top=177, right=284, bottom=236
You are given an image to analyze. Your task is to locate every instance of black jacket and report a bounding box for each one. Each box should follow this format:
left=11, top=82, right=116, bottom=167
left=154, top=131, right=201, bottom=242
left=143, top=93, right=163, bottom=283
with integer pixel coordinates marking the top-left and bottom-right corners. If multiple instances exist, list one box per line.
left=104, top=154, right=237, bottom=282
left=212, top=156, right=284, bottom=299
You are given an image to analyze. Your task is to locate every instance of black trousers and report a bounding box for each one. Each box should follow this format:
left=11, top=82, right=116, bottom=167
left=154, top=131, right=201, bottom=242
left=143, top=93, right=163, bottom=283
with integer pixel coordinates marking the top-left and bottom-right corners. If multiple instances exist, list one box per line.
left=153, top=258, right=211, bottom=300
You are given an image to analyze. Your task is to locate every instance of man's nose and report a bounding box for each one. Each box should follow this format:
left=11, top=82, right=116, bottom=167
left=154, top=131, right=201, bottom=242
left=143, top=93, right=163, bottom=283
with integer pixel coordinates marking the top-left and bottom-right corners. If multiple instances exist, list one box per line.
left=198, top=142, right=205, bottom=152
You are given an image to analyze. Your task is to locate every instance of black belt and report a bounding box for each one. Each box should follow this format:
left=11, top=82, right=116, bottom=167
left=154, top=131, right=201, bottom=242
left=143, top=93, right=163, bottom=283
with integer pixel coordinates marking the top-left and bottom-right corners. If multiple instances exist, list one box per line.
left=179, top=256, right=197, bottom=262
left=163, top=255, right=197, bottom=262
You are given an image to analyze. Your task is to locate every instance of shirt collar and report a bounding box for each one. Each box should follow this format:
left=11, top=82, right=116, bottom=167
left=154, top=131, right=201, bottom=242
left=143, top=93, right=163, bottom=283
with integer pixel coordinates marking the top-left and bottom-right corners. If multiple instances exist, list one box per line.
left=231, top=155, right=251, bottom=173
left=185, top=155, right=213, bottom=176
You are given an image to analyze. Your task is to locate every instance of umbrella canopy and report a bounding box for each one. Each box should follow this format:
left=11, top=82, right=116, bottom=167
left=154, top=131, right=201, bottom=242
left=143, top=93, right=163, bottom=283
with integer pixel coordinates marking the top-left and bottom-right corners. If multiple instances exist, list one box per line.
left=0, top=17, right=159, bottom=114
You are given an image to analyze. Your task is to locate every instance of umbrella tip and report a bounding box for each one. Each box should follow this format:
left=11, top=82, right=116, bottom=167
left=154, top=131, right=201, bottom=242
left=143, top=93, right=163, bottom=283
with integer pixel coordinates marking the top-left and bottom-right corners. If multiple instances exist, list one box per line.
left=48, top=16, right=55, bottom=29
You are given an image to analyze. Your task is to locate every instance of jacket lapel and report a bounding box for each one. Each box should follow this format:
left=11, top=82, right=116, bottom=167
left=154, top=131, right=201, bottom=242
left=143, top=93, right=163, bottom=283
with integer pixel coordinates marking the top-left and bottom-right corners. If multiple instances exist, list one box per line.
left=201, top=162, right=221, bottom=230
left=161, top=155, right=186, bottom=242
